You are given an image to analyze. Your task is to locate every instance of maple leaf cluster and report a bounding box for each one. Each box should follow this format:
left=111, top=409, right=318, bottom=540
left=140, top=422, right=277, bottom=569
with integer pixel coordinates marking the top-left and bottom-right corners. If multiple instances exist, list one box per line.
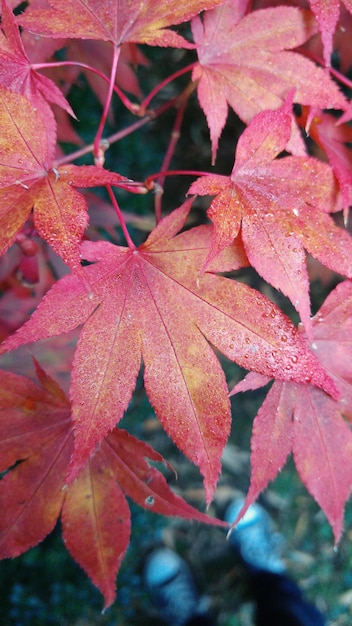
left=1, top=0, right=352, bottom=610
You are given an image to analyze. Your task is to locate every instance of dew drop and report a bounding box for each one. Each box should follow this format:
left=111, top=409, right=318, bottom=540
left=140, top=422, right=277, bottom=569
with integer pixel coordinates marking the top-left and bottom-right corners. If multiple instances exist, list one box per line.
left=281, top=334, right=288, bottom=342
left=145, top=495, right=155, bottom=507
left=290, top=355, right=298, bottom=364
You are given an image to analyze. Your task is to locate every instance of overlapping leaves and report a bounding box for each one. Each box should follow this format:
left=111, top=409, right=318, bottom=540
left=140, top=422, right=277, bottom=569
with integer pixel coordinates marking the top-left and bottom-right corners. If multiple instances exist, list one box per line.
left=0, top=201, right=336, bottom=503
left=191, top=0, right=348, bottom=160
left=0, top=362, right=224, bottom=607
left=189, top=97, right=352, bottom=338
left=307, top=0, right=352, bottom=66
left=0, top=0, right=73, bottom=145
left=1, top=0, right=352, bottom=610
left=0, top=86, right=131, bottom=270
left=297, top=106, right=352, bottom=215
left=230, top=280, right=352, bottom=542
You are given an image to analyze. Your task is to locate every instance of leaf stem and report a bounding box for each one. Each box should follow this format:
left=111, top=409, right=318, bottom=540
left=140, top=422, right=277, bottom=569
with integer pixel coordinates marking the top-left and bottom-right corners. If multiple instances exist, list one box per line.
left=53, top=93, right=186, bottom=168
left=145, top=169, right=212, bottom=189
left=33, top=59, right=141, bottom=114
left=154, top=97, right=188, bottom=223
left=296, top=47, right=352, bottom=91
left=33, top=59, right=110, bottom=81
left=328, top=66, right=352, bottom=92
left=106, top=185, right=136, bottom=250
left=93, top=46, right=121, bottom=164
left=53, top=117, right=151, bottom=167
left=140, top=62, right=198, bottom=113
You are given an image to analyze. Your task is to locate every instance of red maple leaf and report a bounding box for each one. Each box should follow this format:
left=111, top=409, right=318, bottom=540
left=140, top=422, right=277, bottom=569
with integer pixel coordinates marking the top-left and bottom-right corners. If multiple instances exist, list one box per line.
left=0, top=363, right=73, bottom=558
left=63, top=427, right=226, bottom=608
left=297, top=106, right=352, bottom=215
left=0, top=0, right=74, bottom=145
left=0, top=361, right=225, bottom=608
left=189, top=97, right=352, bottom=338
left=310, top=280, right=352, bottom=419
left=307, top=0, right=352, bottom=66
left=229, top=280, right=352, bottom=543
left=191, top=0, right=348, bottom=160
left=0, top=86, right=131, bottom=270
left=18, top=0, right=223, bottom=48
left=0, top=201, right=336, bottom=503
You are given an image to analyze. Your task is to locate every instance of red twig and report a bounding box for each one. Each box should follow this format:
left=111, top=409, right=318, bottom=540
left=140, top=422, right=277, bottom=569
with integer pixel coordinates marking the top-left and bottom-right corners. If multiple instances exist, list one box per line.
left=145, top=169, right=213, bottom=189
left=53, top=93, right=187, bottom=168
left=105, top=185, right=136, bottom=250
left=93, top=46, right=120, bottom=164
left=140, top=62, right=198, bottom=113
left=154, top=98, right=188, bottom=223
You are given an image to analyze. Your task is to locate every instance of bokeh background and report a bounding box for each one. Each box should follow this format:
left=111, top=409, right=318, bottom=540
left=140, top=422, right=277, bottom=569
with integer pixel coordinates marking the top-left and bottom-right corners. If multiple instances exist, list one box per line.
left=1, top=38, right=352, bottom=625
